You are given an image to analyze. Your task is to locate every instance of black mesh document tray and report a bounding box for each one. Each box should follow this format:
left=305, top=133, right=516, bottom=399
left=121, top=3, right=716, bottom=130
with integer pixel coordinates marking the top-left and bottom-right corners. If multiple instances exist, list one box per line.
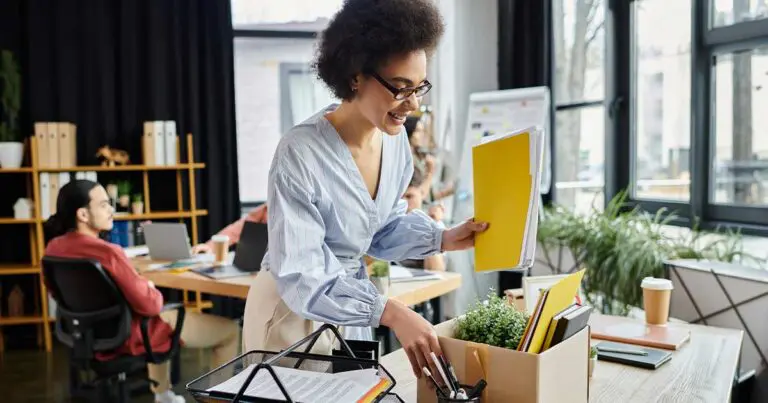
left=186, top=324, right=404, bottom=403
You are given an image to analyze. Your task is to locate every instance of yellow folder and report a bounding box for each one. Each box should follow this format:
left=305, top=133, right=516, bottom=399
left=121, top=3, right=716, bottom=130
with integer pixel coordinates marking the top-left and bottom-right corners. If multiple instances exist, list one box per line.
left=472, top=128, right=540, bottom=272
left=518, top=269, right=586, bottom=354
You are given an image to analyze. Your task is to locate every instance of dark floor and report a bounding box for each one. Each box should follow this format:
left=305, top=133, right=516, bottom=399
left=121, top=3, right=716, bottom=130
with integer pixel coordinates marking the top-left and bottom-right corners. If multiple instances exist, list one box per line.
left=0, top=342, right=211, bottom=403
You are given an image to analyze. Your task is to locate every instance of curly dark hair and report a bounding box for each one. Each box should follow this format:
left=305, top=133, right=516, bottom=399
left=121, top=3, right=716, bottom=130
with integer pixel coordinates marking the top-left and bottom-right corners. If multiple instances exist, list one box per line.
left=314, top=0, right=445, bottom=101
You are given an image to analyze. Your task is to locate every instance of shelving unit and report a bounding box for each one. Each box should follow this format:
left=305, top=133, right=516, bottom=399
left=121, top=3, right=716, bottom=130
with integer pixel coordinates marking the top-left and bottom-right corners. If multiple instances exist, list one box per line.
left=0, top=133, right=209, bottom=352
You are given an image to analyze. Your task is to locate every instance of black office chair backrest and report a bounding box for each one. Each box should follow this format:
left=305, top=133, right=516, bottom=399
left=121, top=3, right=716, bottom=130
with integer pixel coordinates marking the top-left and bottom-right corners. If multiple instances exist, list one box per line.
left=41, top=256, right=133, bottom=356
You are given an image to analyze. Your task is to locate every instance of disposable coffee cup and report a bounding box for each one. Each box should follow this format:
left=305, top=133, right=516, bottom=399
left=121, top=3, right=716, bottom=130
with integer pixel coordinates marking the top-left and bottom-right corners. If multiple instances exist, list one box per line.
left=211, top=235, right=230, bottom=263
left=641, top=277, right=673, bottom=325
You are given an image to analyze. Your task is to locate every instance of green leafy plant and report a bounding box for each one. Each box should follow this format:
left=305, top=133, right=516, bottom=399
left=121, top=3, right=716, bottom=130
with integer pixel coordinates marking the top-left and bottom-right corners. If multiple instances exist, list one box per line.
left=590, top=345, right=598, bottom=359
left=537, top=190, right=764, bottom=315
left=117, top=180, right=132, bottom=196
left=454, top=290, right=530, bottom=350
left=370, top=260, right=389, bottom=278
left=132, top=193, right=143, bottom=203
left=0, top=50, right=21, bottom=143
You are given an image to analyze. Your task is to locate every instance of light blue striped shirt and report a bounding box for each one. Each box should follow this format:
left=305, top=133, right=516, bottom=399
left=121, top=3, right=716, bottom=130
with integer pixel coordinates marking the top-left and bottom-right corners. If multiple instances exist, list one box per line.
left=263, top=104, right=444, bottom=340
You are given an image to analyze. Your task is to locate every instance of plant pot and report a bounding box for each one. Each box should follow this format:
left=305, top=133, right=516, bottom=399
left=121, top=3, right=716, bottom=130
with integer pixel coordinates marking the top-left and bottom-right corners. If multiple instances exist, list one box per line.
left=371, top=276, right=390, bottom=296
left=589, top=356, right=597, bottom=378
left=0, top=142, right=24, bottom=168
left=119, top=195, right=130, bottom=208
left=131, top=202, right=144, bottom=215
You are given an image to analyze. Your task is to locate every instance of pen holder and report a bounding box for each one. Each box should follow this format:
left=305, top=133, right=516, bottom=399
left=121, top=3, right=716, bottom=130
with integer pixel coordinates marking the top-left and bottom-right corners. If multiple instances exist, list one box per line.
left=436, top=385, right=480, bottom=403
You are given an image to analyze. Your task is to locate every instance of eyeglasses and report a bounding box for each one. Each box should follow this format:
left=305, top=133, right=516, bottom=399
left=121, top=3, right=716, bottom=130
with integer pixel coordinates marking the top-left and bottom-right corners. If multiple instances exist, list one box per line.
left=369, top=72, right=432, bottom=100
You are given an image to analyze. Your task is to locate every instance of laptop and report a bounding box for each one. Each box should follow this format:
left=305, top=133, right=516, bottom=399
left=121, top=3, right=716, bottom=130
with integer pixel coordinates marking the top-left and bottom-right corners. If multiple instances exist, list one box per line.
left=143, top=222, right=211, bottom=263
left=194, top=222, right=268, bottom=279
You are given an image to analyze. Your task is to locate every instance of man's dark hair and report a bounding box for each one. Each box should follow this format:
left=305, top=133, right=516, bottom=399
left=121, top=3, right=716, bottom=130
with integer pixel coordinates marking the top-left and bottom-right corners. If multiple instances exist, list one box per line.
left=314, top=0, right=445, bottom=101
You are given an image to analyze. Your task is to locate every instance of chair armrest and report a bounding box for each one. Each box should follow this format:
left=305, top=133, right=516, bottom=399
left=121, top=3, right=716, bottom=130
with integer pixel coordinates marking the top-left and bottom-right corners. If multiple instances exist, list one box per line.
left=139, top=304, right=186, bottom=364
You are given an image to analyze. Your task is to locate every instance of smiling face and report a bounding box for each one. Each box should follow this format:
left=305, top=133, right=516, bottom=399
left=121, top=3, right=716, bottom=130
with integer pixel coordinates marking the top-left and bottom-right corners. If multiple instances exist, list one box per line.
left=352, top=50, right=429, bottom=136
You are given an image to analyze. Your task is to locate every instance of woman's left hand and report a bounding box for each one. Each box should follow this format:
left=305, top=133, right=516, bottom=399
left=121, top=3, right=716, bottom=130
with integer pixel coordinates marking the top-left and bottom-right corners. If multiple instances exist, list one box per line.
left=440, top=219, right=489, bottom=251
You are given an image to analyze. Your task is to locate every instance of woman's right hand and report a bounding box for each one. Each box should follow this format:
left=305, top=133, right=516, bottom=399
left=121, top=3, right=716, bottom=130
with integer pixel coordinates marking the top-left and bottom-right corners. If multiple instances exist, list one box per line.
left=380, top=300, right=444, bottom=382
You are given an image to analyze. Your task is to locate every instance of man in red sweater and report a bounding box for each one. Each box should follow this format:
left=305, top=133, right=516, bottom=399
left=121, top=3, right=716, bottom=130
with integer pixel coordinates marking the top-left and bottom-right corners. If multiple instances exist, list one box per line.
left=44, top=180, right=239, bottom=403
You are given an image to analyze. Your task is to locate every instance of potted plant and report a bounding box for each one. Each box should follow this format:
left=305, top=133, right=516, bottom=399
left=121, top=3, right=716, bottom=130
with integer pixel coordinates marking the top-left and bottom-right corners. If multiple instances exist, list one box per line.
left=117, top=181, right=131, bottom=209
left=369, top=260, right=390, bottom=296
left=589, top=345, right=598, bottom=378
left=0, top=50, right=23, bottom=168
left=131, top=194, right=144, bottom=215
left=455, top=290, right=529, bottom=349
left=535, top=190, right=763, bottom=315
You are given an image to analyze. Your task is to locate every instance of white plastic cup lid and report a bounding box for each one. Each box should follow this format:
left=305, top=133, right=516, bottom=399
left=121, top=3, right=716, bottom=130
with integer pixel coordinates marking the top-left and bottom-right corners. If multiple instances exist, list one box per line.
left=211, top=234, right=230, bottom=243
left=641, top=277, right=673, bottom=290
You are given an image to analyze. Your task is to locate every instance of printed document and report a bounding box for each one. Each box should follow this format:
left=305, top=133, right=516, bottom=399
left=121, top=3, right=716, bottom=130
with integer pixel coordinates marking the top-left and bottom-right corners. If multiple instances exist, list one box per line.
left=207, top=364, right=386, bottom=402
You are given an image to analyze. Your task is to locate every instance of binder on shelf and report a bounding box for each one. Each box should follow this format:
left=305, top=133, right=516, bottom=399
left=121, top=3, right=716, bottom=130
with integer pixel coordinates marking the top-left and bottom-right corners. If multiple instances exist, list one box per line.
left=164, top=121, right=177, bottom=165
left=46, top=122, right=59, bottom=168
left=153, top=121, right=165, bottom=166
left=39, top=173, right=51, bottom=219
left=49, top=174, right=59, bottom=215
left=186, top=324, right=403, bottom=403
left=34, top=123, right=49, bottom=168
left=143, top=121, right=155, bottom=166
left=472, top=125, right=545, bottom=272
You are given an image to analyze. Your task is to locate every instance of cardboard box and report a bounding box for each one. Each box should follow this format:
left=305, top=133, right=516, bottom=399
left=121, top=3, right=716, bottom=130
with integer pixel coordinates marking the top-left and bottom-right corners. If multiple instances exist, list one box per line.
left=417, top=319, right=589, bottom=403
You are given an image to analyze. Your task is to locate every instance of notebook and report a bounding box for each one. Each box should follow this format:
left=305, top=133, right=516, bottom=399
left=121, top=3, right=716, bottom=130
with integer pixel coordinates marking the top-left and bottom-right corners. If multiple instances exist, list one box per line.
left=472, top=126, right=545, bottom=272
left=594, top=341, right=673, bottom=369
left=542, top=304, right=592, bottom=351
left=589, top=315, right=691, bottom=350
left=388, top=265, right=440, bottom=283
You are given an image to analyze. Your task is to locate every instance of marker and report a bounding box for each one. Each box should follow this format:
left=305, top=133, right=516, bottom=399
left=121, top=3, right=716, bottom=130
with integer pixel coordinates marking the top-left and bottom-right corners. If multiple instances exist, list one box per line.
left=430, top=352, right=454, bottom=394
left=596, top=346, right=648, bottom=356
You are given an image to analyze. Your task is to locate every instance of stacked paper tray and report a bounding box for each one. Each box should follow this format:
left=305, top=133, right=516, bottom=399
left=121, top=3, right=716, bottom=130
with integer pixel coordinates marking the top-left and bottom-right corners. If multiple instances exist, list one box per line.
left=186, top=325, right=402, bottom=403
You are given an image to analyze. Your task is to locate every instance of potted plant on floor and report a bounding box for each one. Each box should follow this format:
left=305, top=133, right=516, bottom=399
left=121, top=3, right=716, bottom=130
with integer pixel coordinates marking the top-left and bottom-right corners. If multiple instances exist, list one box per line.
left=369, top=260, right=390, bottom=296
left=131, top=194, right=144, bottom=215
left=0, top=50, right=24, bottom=168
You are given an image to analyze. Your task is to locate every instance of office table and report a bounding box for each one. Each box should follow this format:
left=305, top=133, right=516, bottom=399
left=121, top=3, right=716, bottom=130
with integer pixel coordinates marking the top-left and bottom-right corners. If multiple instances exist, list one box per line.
left=381, top=316, right=743, bottom=402
left=133, top=257, right=462, bottom=306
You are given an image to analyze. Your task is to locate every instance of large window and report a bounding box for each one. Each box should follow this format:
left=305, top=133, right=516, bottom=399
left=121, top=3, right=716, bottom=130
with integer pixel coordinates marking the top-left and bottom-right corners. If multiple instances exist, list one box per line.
left=232, top=1, right=341, bottom=203
left=605, top=0, right=768, bottom=234
left=631, top=0, right=692, bottom=202
left=552, top=0, right=606, bottom=214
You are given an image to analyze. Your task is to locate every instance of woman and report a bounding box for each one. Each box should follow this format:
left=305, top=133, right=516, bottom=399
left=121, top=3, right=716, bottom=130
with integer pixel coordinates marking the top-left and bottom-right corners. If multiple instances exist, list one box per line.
left=44, top=180, right=239, bottom=403
left=242, top=0, right=488, bottom=380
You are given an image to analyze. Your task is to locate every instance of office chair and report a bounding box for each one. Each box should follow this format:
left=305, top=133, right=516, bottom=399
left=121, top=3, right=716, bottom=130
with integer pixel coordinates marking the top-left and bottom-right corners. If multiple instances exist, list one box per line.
left=41, top=256, right=186, bottom=402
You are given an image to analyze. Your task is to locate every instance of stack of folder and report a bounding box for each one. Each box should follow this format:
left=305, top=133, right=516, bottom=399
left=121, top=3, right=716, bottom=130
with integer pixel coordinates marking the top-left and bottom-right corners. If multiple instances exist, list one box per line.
left=517, top=269, right=587, bottom=354
left=472, top=125, right=545, bottom=272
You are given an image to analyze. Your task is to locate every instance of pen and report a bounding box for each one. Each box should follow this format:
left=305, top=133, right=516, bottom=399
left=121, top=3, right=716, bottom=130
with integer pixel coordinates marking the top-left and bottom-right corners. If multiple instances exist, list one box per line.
left=430, top=352, right=455, bottom=394
left=422, top=367, right=448, bottom=398
left=439, top=355, right=460, bottom=392
left=596, top=346, right=648, bottom=356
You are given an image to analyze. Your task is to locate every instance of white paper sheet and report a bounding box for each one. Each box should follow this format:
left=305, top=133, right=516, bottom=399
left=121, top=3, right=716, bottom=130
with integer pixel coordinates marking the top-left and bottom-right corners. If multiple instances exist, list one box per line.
left=207, top=364, right=384, bottom=402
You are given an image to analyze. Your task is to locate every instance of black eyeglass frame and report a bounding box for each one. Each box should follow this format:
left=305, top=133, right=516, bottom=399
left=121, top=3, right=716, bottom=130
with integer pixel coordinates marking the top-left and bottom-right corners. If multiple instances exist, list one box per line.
left=368, top=72, right=432, bottom=100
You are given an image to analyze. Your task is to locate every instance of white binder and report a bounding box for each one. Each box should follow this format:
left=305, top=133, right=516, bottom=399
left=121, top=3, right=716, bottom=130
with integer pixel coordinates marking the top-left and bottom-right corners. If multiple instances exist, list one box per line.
left=39, top=173, right=51, bottom=220
left=164, top=121, right=177, bottom=165
left=153, top=121, right=165, bottom=165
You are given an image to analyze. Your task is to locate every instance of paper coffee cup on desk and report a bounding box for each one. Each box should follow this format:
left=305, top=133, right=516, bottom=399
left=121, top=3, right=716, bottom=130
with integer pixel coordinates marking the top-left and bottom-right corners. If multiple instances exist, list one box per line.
left=641, top=277, right=673, bottom=325
left=211, top=234, right=230, bottom=263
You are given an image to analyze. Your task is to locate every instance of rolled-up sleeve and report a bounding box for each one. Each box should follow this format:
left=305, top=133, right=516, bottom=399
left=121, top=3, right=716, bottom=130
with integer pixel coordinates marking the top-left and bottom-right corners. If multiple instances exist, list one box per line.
left=367, top=152, right=445, bottom=262
left=267, top=167, right=388, bottom=328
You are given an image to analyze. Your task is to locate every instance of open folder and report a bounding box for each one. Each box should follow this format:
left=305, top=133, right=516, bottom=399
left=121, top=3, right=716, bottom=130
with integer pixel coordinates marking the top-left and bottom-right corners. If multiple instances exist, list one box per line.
left=472, top=126, right=545, bottom=272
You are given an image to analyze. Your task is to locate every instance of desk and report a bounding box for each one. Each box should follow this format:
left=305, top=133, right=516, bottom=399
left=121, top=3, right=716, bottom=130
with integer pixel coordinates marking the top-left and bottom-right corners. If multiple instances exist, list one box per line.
left=381, top=317, right=743, bottom=402
left=133, top=257, right=462, bottom=306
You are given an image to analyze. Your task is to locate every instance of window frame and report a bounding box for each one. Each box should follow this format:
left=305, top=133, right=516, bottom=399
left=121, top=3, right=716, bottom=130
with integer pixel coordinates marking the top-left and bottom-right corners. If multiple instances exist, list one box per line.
left=606, top=0, right=768, bottom=237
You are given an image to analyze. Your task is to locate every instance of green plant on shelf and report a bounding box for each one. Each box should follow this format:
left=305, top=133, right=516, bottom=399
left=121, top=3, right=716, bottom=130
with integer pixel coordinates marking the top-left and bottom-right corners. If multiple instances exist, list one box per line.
left=454, top=289, right=529, bottom=350
left=0, top=50, right=22, bottom=143
left=132, top=194, right=143, bottom=203
left=117, top=180, right=132, bottom=196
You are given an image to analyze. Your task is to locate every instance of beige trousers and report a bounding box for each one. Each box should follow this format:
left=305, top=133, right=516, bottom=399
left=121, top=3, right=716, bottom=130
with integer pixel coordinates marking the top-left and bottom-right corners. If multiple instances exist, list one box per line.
left=147, top=310, right=240, bottom=393
left=242, top=272, right=338, bottom=359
